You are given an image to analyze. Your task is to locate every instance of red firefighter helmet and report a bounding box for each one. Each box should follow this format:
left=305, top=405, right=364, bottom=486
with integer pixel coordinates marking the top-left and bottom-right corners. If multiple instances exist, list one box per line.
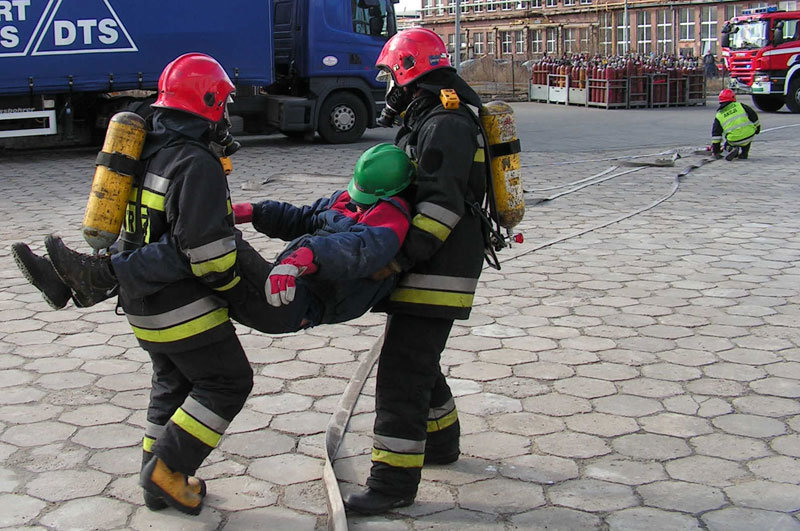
left=718, top=89, right=736, bottom=104
left=152, top=53, right=235, bottom=122
left=376, top=28, right=453, bottom=86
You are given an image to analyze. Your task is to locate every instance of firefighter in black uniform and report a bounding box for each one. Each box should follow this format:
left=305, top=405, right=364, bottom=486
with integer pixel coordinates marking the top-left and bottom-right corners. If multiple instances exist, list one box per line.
left=47, top=53, right=252, bottom=515
left=344, top=28, right=489, bottom=515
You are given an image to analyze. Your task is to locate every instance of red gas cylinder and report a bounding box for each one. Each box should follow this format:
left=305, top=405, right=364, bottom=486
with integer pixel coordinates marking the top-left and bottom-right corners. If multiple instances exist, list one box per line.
left=579, top=65, right=586, bottom=89
left=605, top=65, right=614, bottom=104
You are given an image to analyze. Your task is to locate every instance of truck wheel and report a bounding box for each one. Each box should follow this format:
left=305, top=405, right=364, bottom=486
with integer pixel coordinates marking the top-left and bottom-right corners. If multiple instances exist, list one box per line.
left=751, top=94, right=785, bottom=112
left=317, top=92, right=367, bottom=144
left=786, top=78, right=800, bottom=113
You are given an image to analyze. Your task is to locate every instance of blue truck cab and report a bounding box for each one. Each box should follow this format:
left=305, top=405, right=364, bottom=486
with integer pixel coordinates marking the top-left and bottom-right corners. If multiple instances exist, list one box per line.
left=0, top=0, right=398, bottom=147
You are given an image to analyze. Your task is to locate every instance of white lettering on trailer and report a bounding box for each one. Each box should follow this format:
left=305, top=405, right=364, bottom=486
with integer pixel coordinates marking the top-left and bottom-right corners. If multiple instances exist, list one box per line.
left=0, top=25, right=17, bottom=47
left=0, top=0, right=30, bottom=22
left=31, top=0, right=136, bottom=55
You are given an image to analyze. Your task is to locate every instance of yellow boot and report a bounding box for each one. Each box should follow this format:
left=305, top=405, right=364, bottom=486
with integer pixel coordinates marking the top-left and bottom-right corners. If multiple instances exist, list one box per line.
left=140, top=457, right=203, bottom=515
left=141, top=451, right=206, bottom=511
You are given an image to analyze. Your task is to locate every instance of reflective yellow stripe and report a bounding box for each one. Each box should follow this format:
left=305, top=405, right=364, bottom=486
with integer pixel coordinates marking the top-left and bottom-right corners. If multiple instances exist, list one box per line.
left=142, top=436, right=155, bottom=452
left=172, top=408, right=222, bottom=448
left=227, top=199, right=232, bottom=216
left=412, top=214, right=451, bottom=241
left=131, top=307, right=229, bottom=343
left=139, top=190, right=165, bottom=212
left=390, top=287, right=474, bottom=308
left=214, top=276, right=241, bottom=292
left=371, top=448, right=424, bottom=468
left=474, top=148, right=485, bottom=162
left=190, top=250, right=237, bottom=277
left=427, top=409, right=458, bottom=432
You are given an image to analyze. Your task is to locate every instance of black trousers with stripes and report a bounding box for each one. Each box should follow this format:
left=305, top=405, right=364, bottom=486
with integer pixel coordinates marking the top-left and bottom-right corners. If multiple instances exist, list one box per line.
left=148, top=332, right=253, bottom=476
left=367, top=313, right=458, bottom=497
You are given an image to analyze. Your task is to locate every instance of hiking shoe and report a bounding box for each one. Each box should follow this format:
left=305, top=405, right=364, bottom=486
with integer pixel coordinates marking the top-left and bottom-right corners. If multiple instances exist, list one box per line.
left=11, top=242, right=71, bottom=309
left=44, top=234, right=118, bottom=308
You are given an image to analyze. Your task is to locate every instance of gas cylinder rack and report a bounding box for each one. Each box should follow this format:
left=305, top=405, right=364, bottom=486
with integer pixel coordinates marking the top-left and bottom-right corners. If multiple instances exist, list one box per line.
left=529, top=58, right=706, bottom=109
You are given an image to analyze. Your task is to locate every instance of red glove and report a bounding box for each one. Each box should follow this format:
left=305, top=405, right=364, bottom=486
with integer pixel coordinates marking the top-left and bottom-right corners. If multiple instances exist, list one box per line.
left=232, top=203, right=253, bottom=224
left=266, top=247, right=318, bottom=307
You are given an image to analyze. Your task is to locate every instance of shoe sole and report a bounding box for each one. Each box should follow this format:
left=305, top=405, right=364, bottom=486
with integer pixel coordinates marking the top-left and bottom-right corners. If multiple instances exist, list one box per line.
left=11, top=243, right=69, bottom=310
left=344, top=498, right=414, bottom=516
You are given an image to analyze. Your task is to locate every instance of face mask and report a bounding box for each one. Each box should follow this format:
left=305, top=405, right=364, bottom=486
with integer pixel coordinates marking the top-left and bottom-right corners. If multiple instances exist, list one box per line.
left=209, top=97, right=241, bottom=156
left=376, top=74, right=411, bottom=128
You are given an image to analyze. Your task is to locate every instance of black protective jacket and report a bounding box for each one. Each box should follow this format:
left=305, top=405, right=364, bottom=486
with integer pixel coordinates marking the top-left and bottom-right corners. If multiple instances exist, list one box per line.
left=374, top=72, right=488, bottom=320
left=118, top=110, right=241, bottom=353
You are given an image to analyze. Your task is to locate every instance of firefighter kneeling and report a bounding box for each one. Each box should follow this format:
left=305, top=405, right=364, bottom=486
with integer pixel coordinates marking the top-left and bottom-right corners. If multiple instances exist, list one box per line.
left=711, top=89, right=760, bottom=161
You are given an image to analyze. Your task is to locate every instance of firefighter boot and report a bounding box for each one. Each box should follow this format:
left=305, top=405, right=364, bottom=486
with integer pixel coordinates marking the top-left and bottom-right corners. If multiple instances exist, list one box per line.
left=725, top=146, right=740, bottom=161
left=344, top=487, right=415, bottom=515
left=44, top=234, right=118, bottom=308
left=141, top=451, right=206, bottom=511
left=140, top=456, right=203, bottom=515
left=11, top=243, right=72, bottom=310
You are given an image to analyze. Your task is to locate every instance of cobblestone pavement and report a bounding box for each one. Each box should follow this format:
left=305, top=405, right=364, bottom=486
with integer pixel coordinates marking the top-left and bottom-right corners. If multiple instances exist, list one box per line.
left=0, top=123, right=798, bottom=530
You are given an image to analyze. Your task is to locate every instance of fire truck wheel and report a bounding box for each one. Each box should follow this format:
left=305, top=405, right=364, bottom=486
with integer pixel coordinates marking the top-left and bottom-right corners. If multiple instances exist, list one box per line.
left=785, top=78, right=800, bottom=113
left=752, top=94, right=785, bottom=113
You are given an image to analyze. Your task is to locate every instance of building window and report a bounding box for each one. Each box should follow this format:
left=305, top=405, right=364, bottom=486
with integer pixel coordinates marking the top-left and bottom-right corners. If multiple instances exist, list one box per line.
left=516, top=30, right=525, bottom=53
left=462, top=2, right=470, bottom=14
left=531, top=0, right=542, bottom=7
left=487, top=1, right=497, bottom=11
left=564, top=0, right=575, bottom=6
left=637, top=11, right=652, bottom=53
left=487, top=31, right=495, bottom=54
left=448, top=0, right=455, bottom=14
left=580, top=0, right=591, bottom=4
left=580, top=27, right=590, bottom=51
left=475, top=1, right=484, bottom=12
left=657, top=9, right=672, bottom=53
left=474, top=31, right=484, bottom=54
left=564, top=28, right=576, bottom=52
left=500, top=31, right=513, bottom=54
left=516, top=1, right=529, bottom=8
left=546, top=0, right=557, bottom=7
left=502, top=1, right=513, bottom=10
left=546, top=27, right=557, bottom=54
left=447, top=34, right=454, bottom=54
left=679, top=7, right=694, bottom=41
left=601, top=12, right=612, bottom=55
left=701, top=6, right=717, bottom=53
left=531, top=28, right=542, bottom=53
left=724, top=5, right=739, bottom=21
left=617, top=13, right=630, bottom=54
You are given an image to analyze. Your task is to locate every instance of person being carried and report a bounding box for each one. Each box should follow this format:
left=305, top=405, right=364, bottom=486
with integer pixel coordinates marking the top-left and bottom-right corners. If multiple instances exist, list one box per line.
left=711, top=89, right=760, bottom=161
left=13, top=141, right=414, bottom=336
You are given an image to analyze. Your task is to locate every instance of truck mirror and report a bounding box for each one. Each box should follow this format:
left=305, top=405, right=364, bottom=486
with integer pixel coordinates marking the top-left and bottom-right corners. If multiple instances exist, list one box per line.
left=721, top=23, right=731, bottom=34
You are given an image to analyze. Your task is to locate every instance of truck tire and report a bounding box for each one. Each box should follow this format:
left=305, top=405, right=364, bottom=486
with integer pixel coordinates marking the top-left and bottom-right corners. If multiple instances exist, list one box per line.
left=786, top=78, right=800, bottom=113
left=317, top=92, right=367, bottom=144
left=752, top=94, right=785, bottom=112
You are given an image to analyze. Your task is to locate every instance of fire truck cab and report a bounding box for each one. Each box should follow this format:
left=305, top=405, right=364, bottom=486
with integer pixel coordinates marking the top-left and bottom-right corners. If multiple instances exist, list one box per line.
left=721, top=6, right=800, bottom=113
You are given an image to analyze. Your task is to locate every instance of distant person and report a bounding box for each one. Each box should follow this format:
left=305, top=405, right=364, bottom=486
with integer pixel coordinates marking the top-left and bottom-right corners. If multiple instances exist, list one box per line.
left=711, top=89, right=760, bottom=161
left=703, top=51, right=718, bottom=79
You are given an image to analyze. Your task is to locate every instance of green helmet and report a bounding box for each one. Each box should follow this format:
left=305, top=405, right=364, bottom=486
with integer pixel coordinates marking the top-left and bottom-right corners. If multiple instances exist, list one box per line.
left=348, top=143, right=414, bottom=206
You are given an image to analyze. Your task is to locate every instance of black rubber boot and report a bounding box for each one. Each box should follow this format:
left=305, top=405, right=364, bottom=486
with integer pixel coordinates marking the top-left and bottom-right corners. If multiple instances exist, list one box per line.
left=44, top=234, right=118, bottom=308
left=11, top=243, right=72, bottom=310
left=725, top=146, right=740, bottom=161
left=344, top=488, right=414, bottom=515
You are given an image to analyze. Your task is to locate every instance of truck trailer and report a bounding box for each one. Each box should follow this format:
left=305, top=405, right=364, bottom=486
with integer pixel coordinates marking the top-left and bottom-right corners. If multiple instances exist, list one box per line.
left=721, top=6, right=800, bottom=113
left=0, top=0, right=398, bottom=147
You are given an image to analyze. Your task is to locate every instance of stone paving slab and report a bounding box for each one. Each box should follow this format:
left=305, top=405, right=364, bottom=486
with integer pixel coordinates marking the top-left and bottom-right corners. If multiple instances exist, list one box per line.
left=0, top=124, right=798, bottom=530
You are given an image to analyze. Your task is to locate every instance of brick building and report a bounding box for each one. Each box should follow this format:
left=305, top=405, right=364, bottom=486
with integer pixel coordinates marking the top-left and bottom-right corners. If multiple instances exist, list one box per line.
left=417, top=0, right=798, bottom=60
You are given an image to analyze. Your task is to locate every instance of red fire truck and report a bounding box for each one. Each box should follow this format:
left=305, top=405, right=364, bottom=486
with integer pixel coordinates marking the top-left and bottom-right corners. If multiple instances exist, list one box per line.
left=721, top=6, right=800, bottom=113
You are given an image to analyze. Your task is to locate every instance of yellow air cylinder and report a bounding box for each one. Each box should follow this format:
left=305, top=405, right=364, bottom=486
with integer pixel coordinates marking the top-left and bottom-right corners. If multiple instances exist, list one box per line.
left=82, top=111, right=147, bottom=251
left=479, top=101, right=524, bottom=229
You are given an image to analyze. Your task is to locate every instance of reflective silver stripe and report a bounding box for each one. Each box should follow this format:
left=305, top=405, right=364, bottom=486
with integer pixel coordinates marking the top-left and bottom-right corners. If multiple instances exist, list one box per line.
left=185, top=235, right=236, bottom=264
left=711, top=136, right=723, bottom=142
left=398, top=273, right=479, bottom=293
left=721, top=115, right=746, bottom=128
left=126, top=296, right=224, bottom=329
left=181, top=396, right=230, bottom=434
left=763, top=46, right=800, bottom=56
left=146, top=422, right=166, bottom=439
left=728, top=137, right=754, bottom=147
left=374, top=434, right=425, bottom=453
left=143, top=172, right=170, bottom=194
left=429, top=398, right=456, bottom=421
left=416, top=202, right=461, bottom=229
